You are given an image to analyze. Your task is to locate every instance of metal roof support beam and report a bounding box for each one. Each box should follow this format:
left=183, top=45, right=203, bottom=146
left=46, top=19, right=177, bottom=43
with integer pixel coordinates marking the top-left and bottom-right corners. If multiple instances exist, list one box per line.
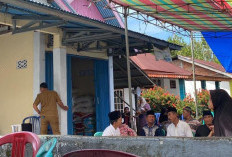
left=114, top=60, right=140, bottom=85
left=75, top=42, right=146, bottom=52
left=64, top=28, right=105, bottom=32
left=64, top=33, right=120, bottom=43
left=69, top=31, right=87, bottom=38
left=0, top=12, right=61, bottom=34
left=20, top=21, right=37, bottom=30
left=12, top=20, right=66, bottom=34
left=12, top=15, right=61, bottom=21
left=65, top=32, right=113, bottom=42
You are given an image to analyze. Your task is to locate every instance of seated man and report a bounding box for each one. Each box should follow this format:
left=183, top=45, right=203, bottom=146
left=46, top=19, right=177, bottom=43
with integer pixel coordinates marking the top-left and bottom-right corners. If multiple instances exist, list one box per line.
left=139, top=110, right=158, bottom=136
left=167, top=107, right=193, bottom=137
left=183, top=106, right=201, bottom=134
left=195, top=110, right=214, bottom=137
left=102, top=111, right=122, bottom=136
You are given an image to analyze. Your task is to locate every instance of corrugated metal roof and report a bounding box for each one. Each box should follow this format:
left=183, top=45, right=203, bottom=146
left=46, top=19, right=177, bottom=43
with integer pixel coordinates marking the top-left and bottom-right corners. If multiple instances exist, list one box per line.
left=179, top=56, right=225, bottom=72
left=95, top=0, right=121, bottom=27
left=131, top=53, right=192, bottom=78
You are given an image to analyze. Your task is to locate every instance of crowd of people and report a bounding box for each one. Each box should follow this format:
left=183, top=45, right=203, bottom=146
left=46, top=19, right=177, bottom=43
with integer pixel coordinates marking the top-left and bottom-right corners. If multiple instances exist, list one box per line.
left=102, top=89, right=232, bottom=137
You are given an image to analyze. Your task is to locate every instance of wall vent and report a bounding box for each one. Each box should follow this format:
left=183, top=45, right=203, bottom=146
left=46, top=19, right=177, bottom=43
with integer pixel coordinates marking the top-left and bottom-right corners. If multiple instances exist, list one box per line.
left=17, top=60, right=27, bottom=69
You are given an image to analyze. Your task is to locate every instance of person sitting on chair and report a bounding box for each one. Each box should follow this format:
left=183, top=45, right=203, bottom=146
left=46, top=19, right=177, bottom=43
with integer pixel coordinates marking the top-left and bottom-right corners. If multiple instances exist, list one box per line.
left=195, top=110, right=214, bottom=137
left=102, top=111, right=122, bottom=136
left=139, top=110, right=158, bottom=136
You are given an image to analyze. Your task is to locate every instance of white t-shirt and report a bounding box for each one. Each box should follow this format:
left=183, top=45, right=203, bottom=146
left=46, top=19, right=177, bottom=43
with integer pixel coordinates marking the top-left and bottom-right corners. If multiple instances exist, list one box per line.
left=167, top=120, right=193, bottom=137
left=102, top=124, right=121, bottom=136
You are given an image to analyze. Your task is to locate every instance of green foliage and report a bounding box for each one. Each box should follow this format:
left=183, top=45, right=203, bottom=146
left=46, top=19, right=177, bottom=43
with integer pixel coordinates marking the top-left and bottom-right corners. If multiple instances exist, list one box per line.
left=142, top=86, right=210, bottom=117
left=168, top=35, right=220, bottom=64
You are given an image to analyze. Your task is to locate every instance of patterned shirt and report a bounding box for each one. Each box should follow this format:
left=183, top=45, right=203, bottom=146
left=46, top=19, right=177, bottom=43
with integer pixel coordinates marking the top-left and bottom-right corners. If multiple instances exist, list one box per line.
left=119, top=124, right=137, bottom=136
left=140, top=124, right=158, bottom=136
left=185, top=119, right=201, bottom=134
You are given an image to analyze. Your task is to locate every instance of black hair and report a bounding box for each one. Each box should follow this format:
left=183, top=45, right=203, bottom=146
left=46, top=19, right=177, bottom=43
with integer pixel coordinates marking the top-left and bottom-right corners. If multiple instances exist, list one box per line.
left=124, top=107, right=129, bottom=110
left=183, top=106, right=192, bottom=114
left=40, top=82, right=48, bottom=88
left=108, top=111, right=121, bottom=125
left=167, top=107, right=177, bottom=113
left=146, top=110, right=155, bottom=117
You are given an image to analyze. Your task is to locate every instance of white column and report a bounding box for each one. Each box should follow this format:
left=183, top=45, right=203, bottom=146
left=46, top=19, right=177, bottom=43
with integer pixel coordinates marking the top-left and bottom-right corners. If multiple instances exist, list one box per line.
left=33, top=32, right=45, bottom=114
left=108, top=55, right=115, bottom=111
left=220, top=81, right=231, bottom=95
left=53, top=47, right=67, bottom=135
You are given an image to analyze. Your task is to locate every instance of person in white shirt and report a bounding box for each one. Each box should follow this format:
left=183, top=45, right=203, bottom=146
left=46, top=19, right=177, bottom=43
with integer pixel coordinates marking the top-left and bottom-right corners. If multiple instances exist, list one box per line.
left=102, top=111, right=122, bottom=136
left=167, top=107, right=193, bottom=137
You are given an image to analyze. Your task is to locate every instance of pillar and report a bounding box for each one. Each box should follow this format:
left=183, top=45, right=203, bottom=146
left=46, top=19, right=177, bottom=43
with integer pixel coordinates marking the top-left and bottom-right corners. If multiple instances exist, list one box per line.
left=53, top=33, right=68, bottom=135
left=33, top=32, right=45, bottom=114
left=108, top=55, right=115, bottom=111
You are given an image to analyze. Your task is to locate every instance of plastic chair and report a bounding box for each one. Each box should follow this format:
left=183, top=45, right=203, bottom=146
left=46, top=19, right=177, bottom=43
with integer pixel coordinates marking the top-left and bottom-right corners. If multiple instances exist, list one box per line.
left=94, top=132, right=103, bottom=137
left=63, top=149, right=138, bottom=157
left=36, top=138, right=57, bottom=157
left=22, top=116, right=41, bottom=134
left=0, top=132, right=40, bottom=157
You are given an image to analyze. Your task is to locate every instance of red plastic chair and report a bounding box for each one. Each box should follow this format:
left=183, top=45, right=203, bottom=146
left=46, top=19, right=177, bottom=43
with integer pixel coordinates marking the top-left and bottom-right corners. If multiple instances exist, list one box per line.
left=0, top=131, right=40, bottom=157
left=63, top=149, right=138, bottom=157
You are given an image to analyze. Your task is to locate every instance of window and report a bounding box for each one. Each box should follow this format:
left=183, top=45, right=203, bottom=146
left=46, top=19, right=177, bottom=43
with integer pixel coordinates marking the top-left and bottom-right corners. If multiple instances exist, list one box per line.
left=201, top=80, right=206, bottom=89
left=153, top=79, right=162, bottom=87
left=170, top=80, right=176, bottom=89
left=215, top=81, right=220, bottom=90
left=114, top=89, right=124, bottom=113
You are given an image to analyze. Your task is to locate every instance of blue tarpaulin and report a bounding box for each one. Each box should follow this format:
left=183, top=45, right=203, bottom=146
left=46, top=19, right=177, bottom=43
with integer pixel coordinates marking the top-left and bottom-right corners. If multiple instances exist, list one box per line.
left=202, top=32, right=232, bottom=73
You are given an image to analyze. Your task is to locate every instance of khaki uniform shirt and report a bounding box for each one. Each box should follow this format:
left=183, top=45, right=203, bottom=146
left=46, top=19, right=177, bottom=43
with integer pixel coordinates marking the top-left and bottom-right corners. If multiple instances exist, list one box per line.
left=34, top=90, right=61, bottom=116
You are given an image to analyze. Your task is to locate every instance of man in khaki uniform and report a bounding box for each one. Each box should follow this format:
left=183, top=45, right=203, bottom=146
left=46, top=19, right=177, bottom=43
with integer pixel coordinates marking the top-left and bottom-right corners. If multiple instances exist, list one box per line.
left=33, top=82, right=68, bottom=135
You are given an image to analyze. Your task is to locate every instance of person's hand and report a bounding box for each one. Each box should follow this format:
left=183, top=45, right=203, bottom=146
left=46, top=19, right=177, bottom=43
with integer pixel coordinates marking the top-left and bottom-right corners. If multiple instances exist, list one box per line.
left=209, top=125, right=214, bottom=131
left=63, top=106, right=69, bottom=111
left=208, top=125, right=214, bottom=137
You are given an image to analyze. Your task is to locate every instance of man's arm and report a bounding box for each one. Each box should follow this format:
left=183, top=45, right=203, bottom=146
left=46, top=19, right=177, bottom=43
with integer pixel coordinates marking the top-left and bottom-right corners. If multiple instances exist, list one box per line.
left=57, top=101, right=69, bottom=111
left=33, top=95, right=41, bottom=115
left=185, top=123, right=194, bottom=137
left=33, top=103, right=41, bottom=115
left=166, top=126, right=171, bottom=136
left=55, top=92, right=69, bottom=111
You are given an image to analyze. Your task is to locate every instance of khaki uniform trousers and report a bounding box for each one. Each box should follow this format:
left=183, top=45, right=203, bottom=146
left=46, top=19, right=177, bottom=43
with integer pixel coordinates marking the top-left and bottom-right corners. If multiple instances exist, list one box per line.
left=40, top=115, right=60, bottom=135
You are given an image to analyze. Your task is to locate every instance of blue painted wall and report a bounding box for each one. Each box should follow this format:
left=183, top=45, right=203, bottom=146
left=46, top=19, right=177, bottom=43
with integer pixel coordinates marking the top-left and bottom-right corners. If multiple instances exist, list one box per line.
left=45, top=52, right=53, bottom=90
left=67, top=55, right=73, bottom=135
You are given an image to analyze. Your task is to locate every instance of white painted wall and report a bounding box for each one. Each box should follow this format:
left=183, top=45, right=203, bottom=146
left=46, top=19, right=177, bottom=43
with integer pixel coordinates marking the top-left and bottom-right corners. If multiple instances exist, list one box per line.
left=220, top=81, right=231, bottom=95
left=185, top=81, right=201, bottom=98
left=206, top=81, right=215, bottom=90
left=163, top=79, right=180, bottom=96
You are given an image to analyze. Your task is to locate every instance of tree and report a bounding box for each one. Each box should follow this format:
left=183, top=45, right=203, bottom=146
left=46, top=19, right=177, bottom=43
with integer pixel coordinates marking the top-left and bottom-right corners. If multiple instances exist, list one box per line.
left=168, top=35, right=220, bottom=64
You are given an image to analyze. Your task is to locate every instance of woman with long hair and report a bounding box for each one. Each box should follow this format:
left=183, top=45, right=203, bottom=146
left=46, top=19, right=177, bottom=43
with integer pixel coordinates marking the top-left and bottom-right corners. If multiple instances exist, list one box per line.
left=209, top=89, right=232, bottom=136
